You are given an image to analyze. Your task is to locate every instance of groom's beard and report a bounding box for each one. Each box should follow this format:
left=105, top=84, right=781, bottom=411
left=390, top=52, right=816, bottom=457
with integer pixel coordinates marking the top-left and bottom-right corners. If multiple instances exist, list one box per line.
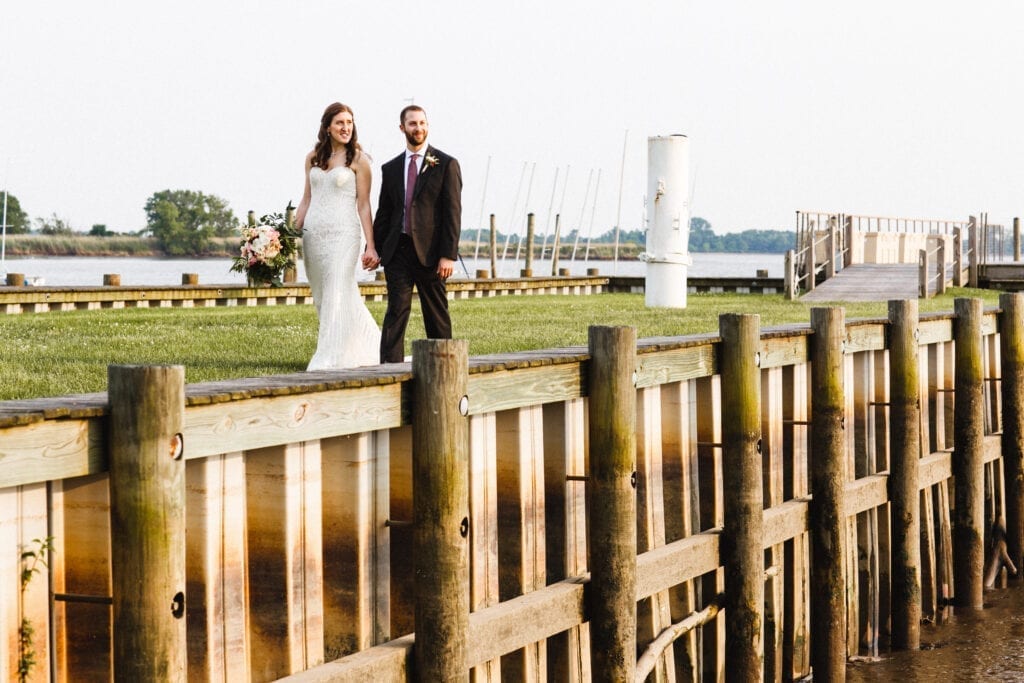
left=404, top=130, right=427, bottom=147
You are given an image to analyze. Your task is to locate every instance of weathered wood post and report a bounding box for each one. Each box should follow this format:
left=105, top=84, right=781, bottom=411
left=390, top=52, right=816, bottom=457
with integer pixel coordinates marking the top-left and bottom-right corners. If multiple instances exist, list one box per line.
left=844, top=214, right=854, bottom=268
left=1001, top=292, right=1024, bottom=573
left=412, top=339, right=470, bottom=681
left=826, top=217, right=837, bottom=279
left=103, top=274, right=121, bottom=286
left=522, top=213, right=535, bottom=277
left=953, top=297, right=986, bottom=608
left=719, top=313, right=763, bottom=681
left=807, top=223, right=817, bottom=292
left=784, top=250, right=796, bottom=300
left=954, top=227, right=965, bottom=287
left=489, top=214, right=498, bottom=280
left=587, top=325, right=637, bottom=682
left=936, top=239, right=947, bottom=295
left=918, top=249, right=929, bottom=299
left=181, top=273, right=199, bottom=286
left=1014, top=217, right=1021, bottom=262
left=247, top=210, right=256, bottom=227
left=550, top=213, right=562, bottom=276
left=808, top=307, right=848, bottom=677
left=108, top=365, right=186, bottom=681
left=968, top=217, right=979, bottom=288
left=888, top=299, right=922, bottom=649
left=5, top=272, right=24, bottom=286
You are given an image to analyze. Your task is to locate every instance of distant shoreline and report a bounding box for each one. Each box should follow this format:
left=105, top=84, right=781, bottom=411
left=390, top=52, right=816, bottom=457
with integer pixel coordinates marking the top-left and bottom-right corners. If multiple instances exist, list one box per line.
left=3, top=235, right=788, bottom=259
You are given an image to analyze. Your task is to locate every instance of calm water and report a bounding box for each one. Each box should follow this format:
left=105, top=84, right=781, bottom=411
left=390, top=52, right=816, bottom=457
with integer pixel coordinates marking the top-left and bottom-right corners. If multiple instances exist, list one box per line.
left=846, top=585, right=1024, bottom=681
left=0, top=253, right=782, bottom=287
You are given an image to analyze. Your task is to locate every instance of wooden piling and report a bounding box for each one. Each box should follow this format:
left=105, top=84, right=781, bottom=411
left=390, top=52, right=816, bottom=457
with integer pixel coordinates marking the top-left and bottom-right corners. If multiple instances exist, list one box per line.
left=968, top=218, right=979, bottom=288
left=918, top=249, right=929, bottom=299
left=936, top=239, right=946, bottom=295
left=719, top=313, right=764, bottom=682
left=1001, top=292, right=1024, bottom=573
left=953, top=297, right=986, bottom=608
left=808, top=307, right=849, bottom=676
left=181, top=273, right=199, bottom=286
left=523, top=213, right=535, bottom=277
left=1014, top=217, right=1021, bottom=262
left=107, top=365, right=186, bottom=681
left=587, top=325, right=637, bottom=682
left=551, top=214, right=562, bottom=276
left=784, top=250, right=796, bottom=300
left=412, top=339, right=470, bottom=681
left=954, top=227, right=965, bottom=287
left=5, top=272, right=24, bottom=286
left=103, top=274, right=121, bottom=286
left=888, top=299, right=922, bottom=649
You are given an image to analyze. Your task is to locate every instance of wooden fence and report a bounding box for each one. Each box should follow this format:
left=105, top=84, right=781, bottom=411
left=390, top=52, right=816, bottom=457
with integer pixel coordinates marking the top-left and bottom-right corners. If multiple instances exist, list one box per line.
left=3, top=294, right=1023, bottom=681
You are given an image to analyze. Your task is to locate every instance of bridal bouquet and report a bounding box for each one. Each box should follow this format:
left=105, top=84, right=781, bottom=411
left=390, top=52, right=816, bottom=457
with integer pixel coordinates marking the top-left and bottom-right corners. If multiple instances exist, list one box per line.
left=230, top=212, right=300, bottom=287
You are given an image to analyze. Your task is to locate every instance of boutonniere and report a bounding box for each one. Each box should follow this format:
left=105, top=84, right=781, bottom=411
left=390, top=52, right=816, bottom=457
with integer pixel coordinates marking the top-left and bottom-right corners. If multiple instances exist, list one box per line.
left=424, top=154, right=439, bottom=168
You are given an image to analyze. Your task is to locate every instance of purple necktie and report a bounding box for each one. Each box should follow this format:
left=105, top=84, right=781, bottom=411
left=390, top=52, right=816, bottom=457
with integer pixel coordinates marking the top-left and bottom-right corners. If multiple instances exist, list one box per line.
left=404, top=153, right=419, bottom=233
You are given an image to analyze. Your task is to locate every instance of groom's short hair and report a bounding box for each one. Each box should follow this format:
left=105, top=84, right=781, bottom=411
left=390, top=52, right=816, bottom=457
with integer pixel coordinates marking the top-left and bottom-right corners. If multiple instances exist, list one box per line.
left=400, top=105, right=426, bottom=124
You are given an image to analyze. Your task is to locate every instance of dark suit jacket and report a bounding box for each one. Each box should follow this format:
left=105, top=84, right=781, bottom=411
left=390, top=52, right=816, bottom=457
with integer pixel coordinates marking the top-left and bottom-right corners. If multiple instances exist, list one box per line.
left=373, top=145, right=462, bottom=268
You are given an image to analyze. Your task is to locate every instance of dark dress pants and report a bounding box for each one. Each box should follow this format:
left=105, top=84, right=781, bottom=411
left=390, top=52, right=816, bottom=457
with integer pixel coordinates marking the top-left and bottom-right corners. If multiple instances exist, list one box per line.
left=379, top=234, right=452, bottom=363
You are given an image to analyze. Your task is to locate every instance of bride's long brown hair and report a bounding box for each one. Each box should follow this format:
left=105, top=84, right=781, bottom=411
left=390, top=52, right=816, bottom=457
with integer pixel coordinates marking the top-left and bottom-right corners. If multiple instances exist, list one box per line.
left=312, top=102, right=361, bottom=170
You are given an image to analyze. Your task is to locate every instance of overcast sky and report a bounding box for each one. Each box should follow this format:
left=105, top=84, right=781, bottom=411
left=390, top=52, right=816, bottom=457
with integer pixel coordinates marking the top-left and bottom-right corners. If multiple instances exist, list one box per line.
left=3, top=2, right=1023, bottom=239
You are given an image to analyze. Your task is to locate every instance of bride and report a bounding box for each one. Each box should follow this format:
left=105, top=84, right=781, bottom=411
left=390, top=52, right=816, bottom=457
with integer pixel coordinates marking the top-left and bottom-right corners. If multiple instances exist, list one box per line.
left=295, top=102, right=381, bottom=370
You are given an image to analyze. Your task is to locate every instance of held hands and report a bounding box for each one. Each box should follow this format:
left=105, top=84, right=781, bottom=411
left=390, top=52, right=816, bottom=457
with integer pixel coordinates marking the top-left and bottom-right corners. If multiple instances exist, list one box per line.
left=437, top=257, right=455, bottom=280
left=362, top=246, right=380, bottom=271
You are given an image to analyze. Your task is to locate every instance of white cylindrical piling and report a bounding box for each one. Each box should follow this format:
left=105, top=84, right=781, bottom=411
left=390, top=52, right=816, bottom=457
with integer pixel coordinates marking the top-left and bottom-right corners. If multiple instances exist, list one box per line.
left=644, top=135, right=691, bottom=308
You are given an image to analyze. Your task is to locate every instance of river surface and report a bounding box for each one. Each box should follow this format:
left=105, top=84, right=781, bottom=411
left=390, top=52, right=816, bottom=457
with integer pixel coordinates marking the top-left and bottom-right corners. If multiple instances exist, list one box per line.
left=0, top=253, right=782, bottom=287
left=846, top=584, right=1024, bottom=682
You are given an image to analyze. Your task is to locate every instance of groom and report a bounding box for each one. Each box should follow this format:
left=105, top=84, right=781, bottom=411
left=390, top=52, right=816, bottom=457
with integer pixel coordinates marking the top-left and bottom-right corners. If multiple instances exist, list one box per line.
left=373, top=105, right=463, bottom=363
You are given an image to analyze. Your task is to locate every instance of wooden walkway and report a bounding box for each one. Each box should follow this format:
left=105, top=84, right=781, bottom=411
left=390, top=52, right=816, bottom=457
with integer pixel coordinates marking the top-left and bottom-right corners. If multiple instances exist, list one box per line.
left=800, top=263, right=930, bottom=302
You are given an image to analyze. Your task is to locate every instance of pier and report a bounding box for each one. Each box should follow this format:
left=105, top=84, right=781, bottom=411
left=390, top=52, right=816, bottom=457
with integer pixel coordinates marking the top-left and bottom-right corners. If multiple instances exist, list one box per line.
left=3, top=293, right=1023, bottom=680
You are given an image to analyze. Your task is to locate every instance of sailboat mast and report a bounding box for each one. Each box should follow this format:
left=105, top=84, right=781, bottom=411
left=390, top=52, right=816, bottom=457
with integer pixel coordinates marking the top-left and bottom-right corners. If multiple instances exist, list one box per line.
left=612, top=129, right=628, bottom=274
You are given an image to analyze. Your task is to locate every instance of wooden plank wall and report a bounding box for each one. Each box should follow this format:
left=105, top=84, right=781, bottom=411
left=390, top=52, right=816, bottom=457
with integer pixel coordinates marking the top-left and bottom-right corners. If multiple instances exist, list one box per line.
left=0, top=305, right=1012, bottom=682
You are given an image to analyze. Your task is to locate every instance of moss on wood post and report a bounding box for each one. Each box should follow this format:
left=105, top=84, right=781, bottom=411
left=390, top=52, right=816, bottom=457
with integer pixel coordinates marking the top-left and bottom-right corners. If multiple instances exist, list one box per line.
left=719, top=313, right=763, bottom=682
left=808, top=307, right=849, bottom=675
left=108, top=364, right=186, bottom=681
left=1000, top=292, right=1024, bottom=573
left=587, top=325, right=637, bottom=682
left=953, top=297, right=986, bottom=609
left=412, top=339, right=470, bottom=681
left=888, top=299, right=922, bottom=649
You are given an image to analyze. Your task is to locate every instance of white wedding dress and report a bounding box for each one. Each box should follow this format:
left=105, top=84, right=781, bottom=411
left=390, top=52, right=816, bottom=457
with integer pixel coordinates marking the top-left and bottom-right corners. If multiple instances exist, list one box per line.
left=303, top=165, right=381, bottom=370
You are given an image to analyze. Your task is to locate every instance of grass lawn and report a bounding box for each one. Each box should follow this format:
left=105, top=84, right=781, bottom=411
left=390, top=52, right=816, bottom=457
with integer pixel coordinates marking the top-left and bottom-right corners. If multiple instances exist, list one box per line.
left=0, top=288, right=1002, bottom=400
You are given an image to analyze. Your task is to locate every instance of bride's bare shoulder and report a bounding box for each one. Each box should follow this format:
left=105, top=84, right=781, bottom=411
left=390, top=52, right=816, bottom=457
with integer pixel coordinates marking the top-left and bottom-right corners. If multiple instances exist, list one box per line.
left=351, top=150, right=373, bottom=174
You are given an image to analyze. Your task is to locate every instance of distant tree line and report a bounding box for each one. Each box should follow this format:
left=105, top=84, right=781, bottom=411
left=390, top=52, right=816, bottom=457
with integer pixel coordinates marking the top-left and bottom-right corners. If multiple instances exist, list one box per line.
left=467, top=217, right=794, bottom=254
left=688, top=217, right=794, bottom=253
left=1, top=188, right=240, bottom=256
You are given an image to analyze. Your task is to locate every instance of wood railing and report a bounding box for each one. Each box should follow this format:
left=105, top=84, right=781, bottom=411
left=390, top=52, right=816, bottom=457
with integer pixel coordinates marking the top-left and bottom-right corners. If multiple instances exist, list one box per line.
left=3, top=295, right=1023, bottom=680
